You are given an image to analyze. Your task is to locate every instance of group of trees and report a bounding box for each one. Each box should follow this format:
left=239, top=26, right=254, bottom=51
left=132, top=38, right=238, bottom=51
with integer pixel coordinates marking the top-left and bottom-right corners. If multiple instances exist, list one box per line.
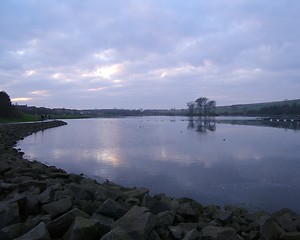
left=0, top=91, right=20, bottom=119
left=187, top=97, right=216, bottom=116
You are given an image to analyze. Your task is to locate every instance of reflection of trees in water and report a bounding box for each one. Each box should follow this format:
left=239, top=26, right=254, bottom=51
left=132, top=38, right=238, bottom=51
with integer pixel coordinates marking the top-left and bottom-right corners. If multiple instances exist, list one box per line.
left=188, top=117, right=216, bottom=133
left=217, top=119, right=300, bottom=131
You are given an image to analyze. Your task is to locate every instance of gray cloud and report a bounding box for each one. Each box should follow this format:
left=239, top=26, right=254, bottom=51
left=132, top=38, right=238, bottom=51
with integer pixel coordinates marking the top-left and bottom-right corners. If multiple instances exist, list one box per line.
left=1, top=0, right=300, bottom=109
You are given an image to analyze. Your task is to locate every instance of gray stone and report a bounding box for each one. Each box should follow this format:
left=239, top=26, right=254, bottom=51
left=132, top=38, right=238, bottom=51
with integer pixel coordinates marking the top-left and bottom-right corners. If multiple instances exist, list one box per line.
left=180, top=223, right=198, bottom=235
left=149, top=230, right=161, bottom=240
left=202, top=226, right=242, bottom=240
left=25, top=195, right=40, bottom=215
left=176, top=202, right=197, bottom=218
left=47, top=208, right=90, bottom=238
left=96, top=198, right=128, bottom=220
left=112, top=206, right=157, bottom=239
left=38, top=184, right=62, bottom=204
left=14, top=222, right=51, bottom=240
left=77, top=200, right=100, bottom=215
left=282, top=232, right=300, bottom=240
left=203, top=205, right=220, bottom=219
left=6, top=202, right=21, bottom=226
left=214, top=210, right=234, bottom=223
left=54, top=189, right=74, bottom=201
left=260, top=217, right=285, bottom=240
left=67, top=183, right=93, bottom=201
left=0, top=182, right=18, bottom=191
left=182, top=229, right=200, bottom=240
left=1, top=223, right=23, bottom=239
left=0, top=160, right=11, bottom=173
left=125, top=197, right=141, bottom=206
left=92, top=213, right=114, bottom=235
left=156, top=211, right=175, bottom=227
left=101, top=227, right=133, bottom=240
left=42, top=197, right=72, bottom=218
left=123, top=187, right=149, bottom=201
left=142, top=195, right=170, bottom=215
left=168, top=225, right=183, bottom=239
left=64, top=216, right=100, bottom=240
left=276, top=213, right=298, bottom=232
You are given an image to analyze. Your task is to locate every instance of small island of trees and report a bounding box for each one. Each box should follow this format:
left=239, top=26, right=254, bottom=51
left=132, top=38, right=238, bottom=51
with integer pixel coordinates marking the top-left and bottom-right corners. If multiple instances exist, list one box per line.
left=187, top=97, right=216, bottom=116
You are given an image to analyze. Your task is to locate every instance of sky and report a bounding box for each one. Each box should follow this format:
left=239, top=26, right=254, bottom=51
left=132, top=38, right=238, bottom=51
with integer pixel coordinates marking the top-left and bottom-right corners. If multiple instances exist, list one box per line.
left=1, top=0, right=300, bottom=109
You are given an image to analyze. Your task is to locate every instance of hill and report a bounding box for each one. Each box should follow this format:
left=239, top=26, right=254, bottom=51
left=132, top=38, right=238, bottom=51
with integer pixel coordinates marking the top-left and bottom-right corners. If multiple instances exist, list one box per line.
left=216, top=99, right=300, bottom=116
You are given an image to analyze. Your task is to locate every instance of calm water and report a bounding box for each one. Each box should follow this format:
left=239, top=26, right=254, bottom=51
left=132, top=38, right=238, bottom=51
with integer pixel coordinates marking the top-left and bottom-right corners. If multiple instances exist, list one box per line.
left=18, top=117, right=300, bottom=213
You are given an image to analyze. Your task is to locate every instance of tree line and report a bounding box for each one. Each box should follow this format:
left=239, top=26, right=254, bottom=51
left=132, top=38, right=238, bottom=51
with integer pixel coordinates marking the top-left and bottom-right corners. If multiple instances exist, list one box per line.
left=187, top=97, right=216, bottom=116
left=0, top=91, right=21, bottom=119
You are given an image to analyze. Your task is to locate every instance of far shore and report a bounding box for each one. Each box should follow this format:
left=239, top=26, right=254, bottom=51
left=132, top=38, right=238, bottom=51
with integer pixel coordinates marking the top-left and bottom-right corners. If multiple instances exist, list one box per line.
left=0, top=120, right=299, bottom=239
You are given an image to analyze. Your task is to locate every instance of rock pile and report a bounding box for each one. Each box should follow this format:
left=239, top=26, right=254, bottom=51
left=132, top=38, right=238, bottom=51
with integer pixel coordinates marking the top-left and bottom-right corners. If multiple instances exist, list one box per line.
left=0, top=121, right=300, bottom=239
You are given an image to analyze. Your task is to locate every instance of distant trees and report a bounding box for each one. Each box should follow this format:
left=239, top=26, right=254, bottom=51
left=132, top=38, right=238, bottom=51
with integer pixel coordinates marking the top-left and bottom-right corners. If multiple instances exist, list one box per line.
left=0, top=91, right=20, bottom=118
left=187, top=97, right=216, bottom=116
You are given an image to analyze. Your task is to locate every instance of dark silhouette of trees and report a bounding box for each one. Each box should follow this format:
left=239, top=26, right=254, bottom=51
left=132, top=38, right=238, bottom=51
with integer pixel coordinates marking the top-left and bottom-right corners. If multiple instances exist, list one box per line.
left=187, top=102, right=196, bottom=116
left=187, top=97, right=216, bottom=116
left=0, top=91, right=20, bottom=118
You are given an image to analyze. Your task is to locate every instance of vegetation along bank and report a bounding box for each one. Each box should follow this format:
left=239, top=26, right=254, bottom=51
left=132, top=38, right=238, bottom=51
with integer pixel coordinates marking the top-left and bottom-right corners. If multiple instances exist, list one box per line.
left=0, top=120, right=300, bottom=239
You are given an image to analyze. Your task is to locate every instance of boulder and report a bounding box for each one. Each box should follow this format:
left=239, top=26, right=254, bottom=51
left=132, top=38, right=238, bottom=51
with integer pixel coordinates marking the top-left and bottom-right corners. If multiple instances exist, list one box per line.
left=214, top=210, right=234, bottom=223
left=142, top=195, right=170, bottom=215
left=64, top=216, right=100, bottom=240
left=276, top=213, right=298, bottom=232
left=96, top=198, right=128, bottom=220
left=0, top=223, right=23, bottom=239
left=92, top=213, right=114, bottom=236
left=260, top=217, right=285, bottom=240
left=182, top=229, right=200, bottom=240
left=47, top=208, right=90, bottom=238
left=176, top=202, right=197, bottom=219
left=156, top=211, right=175, bottom=227
left=67, top=183, right=93, bottom=201
left=14, top=222, right=51, bottom=240
left=42, top=197, right=73, bottom=218
left=38, top=184, right=62, bottom=204
left=111, top=206, right=157, bottom=239
left=168, top=225, right=183, bottom=239
left=100, top=226, right=133, bottom=240
left=202, top=226, right=242, bottom=240
left=123, top=187, right=149, bottom=202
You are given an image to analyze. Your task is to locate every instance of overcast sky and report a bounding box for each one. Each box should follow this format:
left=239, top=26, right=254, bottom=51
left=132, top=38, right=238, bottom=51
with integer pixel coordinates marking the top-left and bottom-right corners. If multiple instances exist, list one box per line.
left=1, top=0, right=299, bottom=109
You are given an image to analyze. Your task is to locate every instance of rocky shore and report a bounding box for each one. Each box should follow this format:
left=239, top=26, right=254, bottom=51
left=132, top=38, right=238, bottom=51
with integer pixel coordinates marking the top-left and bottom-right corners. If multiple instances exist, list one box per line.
left=0, top=121, right=300, bottom=240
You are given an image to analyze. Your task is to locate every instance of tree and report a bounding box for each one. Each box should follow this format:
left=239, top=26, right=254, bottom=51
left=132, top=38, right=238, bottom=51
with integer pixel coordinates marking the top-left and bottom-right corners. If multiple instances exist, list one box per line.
left=195, top=97, right=208, bottom=115
left=187, top=101, right=196, bottom=116
left=207, top=100, right=216, bottom=115
left=0, top=91, right=19, bottom=118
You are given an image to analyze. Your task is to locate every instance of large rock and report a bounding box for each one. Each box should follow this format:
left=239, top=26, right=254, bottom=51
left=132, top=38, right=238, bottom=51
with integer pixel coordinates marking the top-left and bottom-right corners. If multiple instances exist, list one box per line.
left=111, top=206, right=157, bottom=239
left=38, top=184, right=62, bottom=204
left=47, top=208, right=90, bottom=238
left=92, top=213, right=114, bottom=236
left=101, top=227, right=133, bottom=240
left=156, top=211, right=175, bottom=227
left=142, top=195, right=170, bottom=215
left=260, top=217, right=285, bottom=240
left=123, top=187, right=149, bottom=202
left=201, top=226, right=242, bottom=240
left=14, top=222, right=51, bottom=240
left=214, top=209, right=234, bottom=223
left=96, top=198, right=128, bottom=220
left=64, top=216, right=100, bottom=240
left=42, top=197, right=73, bottom=218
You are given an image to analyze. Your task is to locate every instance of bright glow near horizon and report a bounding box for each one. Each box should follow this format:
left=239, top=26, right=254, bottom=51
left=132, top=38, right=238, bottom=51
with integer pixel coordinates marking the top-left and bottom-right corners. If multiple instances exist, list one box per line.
left=1, top=1, right=300, bottom=109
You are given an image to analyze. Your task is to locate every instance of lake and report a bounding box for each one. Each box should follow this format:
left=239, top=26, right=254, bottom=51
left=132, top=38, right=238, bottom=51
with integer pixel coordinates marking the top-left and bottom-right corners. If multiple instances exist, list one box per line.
left=18, top=116, right=300, bottom=213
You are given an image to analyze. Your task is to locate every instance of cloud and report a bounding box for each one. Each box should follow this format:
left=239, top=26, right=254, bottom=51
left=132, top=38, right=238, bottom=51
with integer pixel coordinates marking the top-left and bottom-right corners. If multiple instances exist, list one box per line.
left=1, top=0, right=300, bottom=108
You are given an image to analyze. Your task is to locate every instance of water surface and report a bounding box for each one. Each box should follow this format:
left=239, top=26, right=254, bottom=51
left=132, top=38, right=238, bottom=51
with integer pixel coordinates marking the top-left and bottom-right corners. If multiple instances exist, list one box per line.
left=18, top=117, right=300, bottom=212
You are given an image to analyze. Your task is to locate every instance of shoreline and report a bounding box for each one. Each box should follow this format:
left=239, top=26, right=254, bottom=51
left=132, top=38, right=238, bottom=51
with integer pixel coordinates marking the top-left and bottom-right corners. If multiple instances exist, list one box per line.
left=0, top=121, right=299, bottom=239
